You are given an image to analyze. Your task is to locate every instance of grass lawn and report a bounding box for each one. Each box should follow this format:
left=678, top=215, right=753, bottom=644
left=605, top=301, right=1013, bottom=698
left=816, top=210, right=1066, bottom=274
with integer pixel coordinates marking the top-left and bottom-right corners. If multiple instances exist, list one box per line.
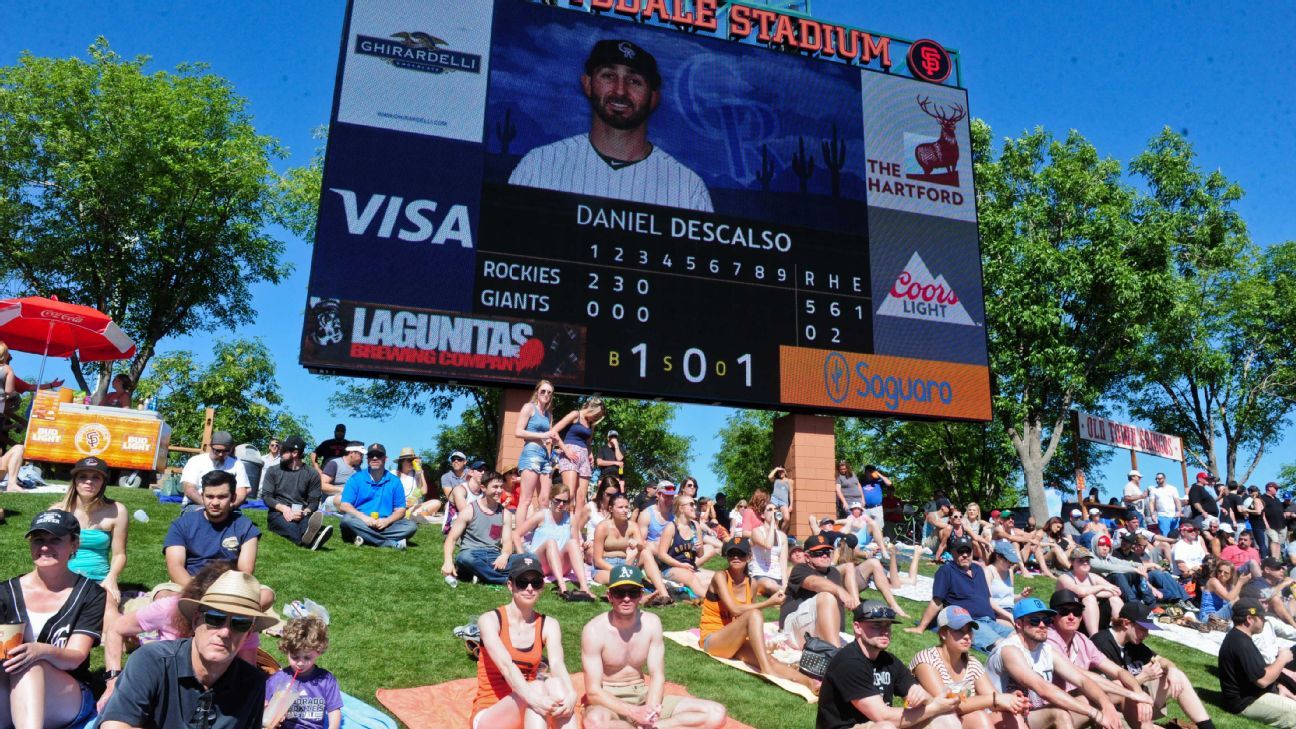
left=0, top=488, right=1268, bottom=728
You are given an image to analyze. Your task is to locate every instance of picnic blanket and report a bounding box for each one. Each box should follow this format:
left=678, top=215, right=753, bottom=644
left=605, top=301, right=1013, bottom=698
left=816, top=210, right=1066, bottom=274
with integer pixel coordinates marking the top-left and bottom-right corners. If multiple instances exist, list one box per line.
left=376, top=675, right=755, bottom=729
left=663, top=625, right=818, bottom=702
left=891, top=574, right=935, bottom=603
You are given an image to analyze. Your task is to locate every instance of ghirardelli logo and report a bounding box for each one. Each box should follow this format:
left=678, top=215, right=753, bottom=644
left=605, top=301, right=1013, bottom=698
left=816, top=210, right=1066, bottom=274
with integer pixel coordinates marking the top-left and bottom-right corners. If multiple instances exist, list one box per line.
left=354, top=30, right=482, bottom=75
left=906, top=96, right=964, bottom=187
left=877, top=252, right=977, bottom=326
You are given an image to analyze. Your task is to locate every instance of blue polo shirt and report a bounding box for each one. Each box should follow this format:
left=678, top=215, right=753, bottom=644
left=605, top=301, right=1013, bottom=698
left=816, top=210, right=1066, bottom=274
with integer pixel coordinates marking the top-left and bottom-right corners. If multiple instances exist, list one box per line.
left=163, top=509, right=261, bottom=575
left=340, top=469, right=405, bottom=517
left=932, top=560, right=994, bottom=618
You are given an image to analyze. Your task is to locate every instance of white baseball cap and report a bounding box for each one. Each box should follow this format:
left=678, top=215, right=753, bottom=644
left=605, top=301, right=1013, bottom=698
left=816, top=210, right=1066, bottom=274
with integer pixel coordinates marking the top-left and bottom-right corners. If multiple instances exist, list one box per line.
left=1069, top=509, right=1082, bottom=519
left=1128, top=469, right=1142, bottom=478
left=1088, top=508, right=1100, bottom=516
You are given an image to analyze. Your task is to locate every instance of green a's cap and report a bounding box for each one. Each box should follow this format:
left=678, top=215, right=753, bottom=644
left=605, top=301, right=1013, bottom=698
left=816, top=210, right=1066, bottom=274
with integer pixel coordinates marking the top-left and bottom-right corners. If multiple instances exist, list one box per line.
left=608, top=564, right=644, bottom=589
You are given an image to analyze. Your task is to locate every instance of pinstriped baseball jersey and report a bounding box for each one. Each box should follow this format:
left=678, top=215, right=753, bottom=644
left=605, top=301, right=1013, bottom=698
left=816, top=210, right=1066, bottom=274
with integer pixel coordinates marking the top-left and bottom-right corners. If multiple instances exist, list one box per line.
left=508, top=134, right=713, bottom=212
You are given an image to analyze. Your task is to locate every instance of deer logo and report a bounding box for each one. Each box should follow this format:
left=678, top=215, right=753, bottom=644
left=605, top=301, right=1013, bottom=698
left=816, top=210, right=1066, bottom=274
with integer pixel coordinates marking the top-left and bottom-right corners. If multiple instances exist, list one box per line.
left=912, top=96, right=965, bottom=176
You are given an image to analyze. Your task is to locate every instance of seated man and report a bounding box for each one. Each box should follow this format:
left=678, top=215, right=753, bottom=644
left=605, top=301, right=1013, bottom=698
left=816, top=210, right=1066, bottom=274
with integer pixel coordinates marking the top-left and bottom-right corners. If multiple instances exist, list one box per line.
left=1045, top=590, right=1157, bottom=728
left=1092, top=602, right=1216, bottom=729
left=338, top=443, right=416, bottom=549
left=1171, top=521, right=1208, bottom=579
left=994, top=510, right=1049, bottom=577
left=985, top=598, right=1124, bottom=729
left=817, top=601, right=960, bottom=729
left=442, top=471, right=514, bottom=584
left=779, top=534, right=859, bottom=648
left=99, top=571, right=275, bottom=729
left=581, top=565, right=726, bottom=729
left=1240, top=557, right=1296, bottom=634
left=318, top=441, right=364, bottom=512
left=260, top=435, right=333, bottom=550
left=921, top=498, right=952, bottom=560
left=1219, top=597, right=1296, bottom=727
left=179, top=431, right=252, bottom=511
left=905, top=535, right=1014, bottom=652
left=164, top=470, right=272, bottom=609
left=1056, top=546, right=1123, bottom=635
left=1114, top=513, right=1175, bottom=563
left=1222, top=529, right=1264, bottom=573
left=1092, top=534, right=1193, bottom=610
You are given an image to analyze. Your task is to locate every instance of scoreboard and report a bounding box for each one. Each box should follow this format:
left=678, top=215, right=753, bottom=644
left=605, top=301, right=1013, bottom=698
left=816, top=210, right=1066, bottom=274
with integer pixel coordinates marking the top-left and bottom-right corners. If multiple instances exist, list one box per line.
left=300, top=0, right=992, bottom=421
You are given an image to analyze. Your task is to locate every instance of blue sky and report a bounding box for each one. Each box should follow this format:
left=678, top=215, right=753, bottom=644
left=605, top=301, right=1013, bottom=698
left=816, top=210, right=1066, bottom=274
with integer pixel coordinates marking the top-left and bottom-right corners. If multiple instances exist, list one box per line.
left=3, top=1, right=1293, bottom=503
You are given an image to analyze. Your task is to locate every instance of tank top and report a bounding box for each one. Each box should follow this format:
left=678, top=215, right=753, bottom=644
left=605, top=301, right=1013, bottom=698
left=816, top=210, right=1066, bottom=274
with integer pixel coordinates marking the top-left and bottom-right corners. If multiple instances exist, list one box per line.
left=584, top=510, right=608, bottom=543
left=667, top=521, right=699, bottom=567
left=530, top=508, right=571, bottom=550
left=986, top=633, right=1052, bottom=709
left=750, top=528, right=782, bottom=581
left=520, top=406, right=551, bottom=454
left=1199, top=587, right=1228, bottom=617
left=771, top=479, right=791, bottom=507
left=644, top=505, right=674, bottom=544
left=68, top=528, right=111, bottom=582
left=988, top=566, right=1014, bottom=610
left=563, top=420, right=592, bottom=448
left=472, top=607, right=546, bottom=716
left=700, top=571, right=752, bottom=641
left=461, top=501, right=505, bottom=552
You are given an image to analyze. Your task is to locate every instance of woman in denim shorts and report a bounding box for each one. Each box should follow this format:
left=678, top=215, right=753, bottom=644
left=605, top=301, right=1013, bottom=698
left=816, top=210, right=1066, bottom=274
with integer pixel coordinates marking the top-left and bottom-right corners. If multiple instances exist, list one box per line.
left=515, top=380, right=558, bottom=523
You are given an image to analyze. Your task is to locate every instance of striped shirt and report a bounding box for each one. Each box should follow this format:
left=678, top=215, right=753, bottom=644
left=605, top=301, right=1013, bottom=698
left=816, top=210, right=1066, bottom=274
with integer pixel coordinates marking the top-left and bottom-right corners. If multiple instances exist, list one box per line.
left=509, top=134, right=713, bottom=212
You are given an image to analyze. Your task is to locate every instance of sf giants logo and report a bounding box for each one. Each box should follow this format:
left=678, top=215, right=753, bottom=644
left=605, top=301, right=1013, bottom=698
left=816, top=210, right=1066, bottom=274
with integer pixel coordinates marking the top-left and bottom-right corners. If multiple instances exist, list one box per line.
left=905, top=39, right=951, bottom=84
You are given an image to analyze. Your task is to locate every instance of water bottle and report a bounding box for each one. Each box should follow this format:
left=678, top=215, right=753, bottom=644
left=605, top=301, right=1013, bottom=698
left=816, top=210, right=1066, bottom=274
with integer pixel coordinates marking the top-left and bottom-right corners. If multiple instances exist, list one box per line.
left=444, top=575, right=459, bottom=588
left=133, top=509, right=150, bottom=523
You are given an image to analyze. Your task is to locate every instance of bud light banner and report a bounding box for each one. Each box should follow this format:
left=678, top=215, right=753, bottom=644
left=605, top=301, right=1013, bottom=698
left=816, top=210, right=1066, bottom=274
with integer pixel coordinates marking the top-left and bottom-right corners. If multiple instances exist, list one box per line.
left=302, top=0, right=990, bottom=422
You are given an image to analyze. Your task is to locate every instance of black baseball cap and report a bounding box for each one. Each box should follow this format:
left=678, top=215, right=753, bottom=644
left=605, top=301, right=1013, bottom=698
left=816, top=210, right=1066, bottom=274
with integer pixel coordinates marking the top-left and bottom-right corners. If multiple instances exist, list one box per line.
left=1049, top=589, right=1082, bottom=609
left=70, top=456, right=109, bottom=480
left=26, top=510, right=81, bottom=539
left=1234, top=597, right=1266, bottom=619
left=803, top=534, right=834, bottom=553
left=585, top=39, right=661, bottom=89
left=280, top=436, right=305, bottom=453
left=1118, top=602, right=1161, bottom=630
left=507, top=553, right=545, bottom=582
left=1262, top=557, right=1285, bottom=570
left=949, top=535, right=973, bottom=552
left=367, top=443, right=387, bottom=458
left=468, top=458, right=487, bottom=471
left=723, top=536, right=751, bottom=556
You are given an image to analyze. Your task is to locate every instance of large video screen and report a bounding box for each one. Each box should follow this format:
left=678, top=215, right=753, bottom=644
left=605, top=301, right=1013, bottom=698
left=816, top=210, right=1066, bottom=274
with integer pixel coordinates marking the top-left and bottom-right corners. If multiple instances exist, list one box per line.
left=300, top=0, right=991, bottom=421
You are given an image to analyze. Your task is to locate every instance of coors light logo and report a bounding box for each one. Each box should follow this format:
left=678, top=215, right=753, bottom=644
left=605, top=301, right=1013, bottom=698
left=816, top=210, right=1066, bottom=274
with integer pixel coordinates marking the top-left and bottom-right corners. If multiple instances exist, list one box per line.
left=877, top=252, right=977, bottom=326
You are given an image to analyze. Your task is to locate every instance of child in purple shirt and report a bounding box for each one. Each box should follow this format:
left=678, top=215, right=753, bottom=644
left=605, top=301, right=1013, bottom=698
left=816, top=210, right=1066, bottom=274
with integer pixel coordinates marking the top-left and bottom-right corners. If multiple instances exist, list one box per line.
left=266, top=616, right=343, bottom=729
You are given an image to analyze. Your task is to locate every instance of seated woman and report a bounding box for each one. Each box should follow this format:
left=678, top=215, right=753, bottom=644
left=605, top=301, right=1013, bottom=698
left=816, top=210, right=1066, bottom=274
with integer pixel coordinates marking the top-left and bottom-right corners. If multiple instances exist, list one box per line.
left=1056, top=546, right=1124, bottom=635
left=1199, top=558, right=1249, bottom=629
left=656, top=495, right=714, bottom=599
left=55, top=457, right=129, bottom=711
left=963, top=503, right=994, bottom=562
left=99, top=374, right=132, bottom=409
left=396, top=449, right=440, bottom=523
left=516, top=484, right=595, bottom=602
left=471, top=553, right=578, bottom=729
left=909, top=606, right=1029, bottom=729
left=591, top=494, right=672, bottom=605
left=1037, top=517, right=1073, bottom=573
left=749, top=501, right=789, bottom=597
left=986, top=543, right=1026, bottom=626
left=839, top=503, right=889, bottom=561
left=699, top=537, right=817, bottom=692
left=583, top=476, right=620, bottom=560
left=0, top=510, right=104, bottom=729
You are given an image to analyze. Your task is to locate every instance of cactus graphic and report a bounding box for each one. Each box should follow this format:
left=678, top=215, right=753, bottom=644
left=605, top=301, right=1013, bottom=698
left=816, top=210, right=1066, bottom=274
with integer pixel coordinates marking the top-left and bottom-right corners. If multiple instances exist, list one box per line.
left=791, top=136, right=815, bottom=194
left=755, top=144, right=775, bottom=191
left=496, top=108, right=516, bottom=155
left=822, top=123, right=846, bottom=197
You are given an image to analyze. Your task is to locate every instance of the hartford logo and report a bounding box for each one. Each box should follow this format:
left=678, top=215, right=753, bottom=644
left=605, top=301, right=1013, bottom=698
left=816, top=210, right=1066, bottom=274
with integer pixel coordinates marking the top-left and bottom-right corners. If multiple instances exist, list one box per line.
left=354, top=31, right=482, bottom=75
left=877, top=252, right=977, bottom=326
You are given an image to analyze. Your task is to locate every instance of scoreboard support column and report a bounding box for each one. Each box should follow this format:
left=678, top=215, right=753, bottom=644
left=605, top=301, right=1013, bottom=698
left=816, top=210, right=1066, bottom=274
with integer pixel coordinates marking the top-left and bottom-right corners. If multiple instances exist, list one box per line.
left=772, top=413, right=836, bottom=541
left=494, top=388, right=533, bottom=472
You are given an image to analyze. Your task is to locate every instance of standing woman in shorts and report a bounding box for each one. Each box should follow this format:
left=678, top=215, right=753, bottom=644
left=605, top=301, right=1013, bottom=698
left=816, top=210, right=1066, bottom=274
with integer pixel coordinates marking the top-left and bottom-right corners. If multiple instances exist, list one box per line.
left=554, top=396, right=605, bottom=532
left=515, top=380, right=559, bottom=524
left=768, top=467, right=793, bottom=530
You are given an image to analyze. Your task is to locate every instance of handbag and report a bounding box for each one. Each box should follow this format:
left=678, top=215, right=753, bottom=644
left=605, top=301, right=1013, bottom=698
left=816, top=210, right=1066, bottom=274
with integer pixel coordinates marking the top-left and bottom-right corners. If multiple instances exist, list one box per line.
left=798, top=632, right=841, bottom=680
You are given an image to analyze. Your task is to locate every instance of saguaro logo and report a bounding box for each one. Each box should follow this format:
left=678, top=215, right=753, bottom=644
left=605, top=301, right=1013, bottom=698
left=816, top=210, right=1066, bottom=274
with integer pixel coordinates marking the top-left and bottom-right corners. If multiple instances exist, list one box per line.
left=877, top=252, right=977, bottom=326
left=354, top=31, right=482, bottom=74
left=905, top=97, right=964, bottom=187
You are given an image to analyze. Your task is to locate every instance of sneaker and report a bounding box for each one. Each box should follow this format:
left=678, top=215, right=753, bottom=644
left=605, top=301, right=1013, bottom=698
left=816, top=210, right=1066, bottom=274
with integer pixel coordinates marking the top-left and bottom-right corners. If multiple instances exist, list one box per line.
left=309, top=524, right=334, bottom=551
left=394, top=538, right=407, bottom=550
left=302, top=510, right=325, bottom=545
left=353, top=535, right=365, bottom=547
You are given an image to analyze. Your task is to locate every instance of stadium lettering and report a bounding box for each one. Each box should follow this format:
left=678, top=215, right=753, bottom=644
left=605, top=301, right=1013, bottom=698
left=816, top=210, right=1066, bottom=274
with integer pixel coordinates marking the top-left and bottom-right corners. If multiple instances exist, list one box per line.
left=583, top=0, right=718, bottom=31
left=481, top=260, right=562, bottom=285
left=727, top=6, right=893, bottom=69
left=480, top=289, right=551, bottom=313
left=329, top=188, right=474, bottom=247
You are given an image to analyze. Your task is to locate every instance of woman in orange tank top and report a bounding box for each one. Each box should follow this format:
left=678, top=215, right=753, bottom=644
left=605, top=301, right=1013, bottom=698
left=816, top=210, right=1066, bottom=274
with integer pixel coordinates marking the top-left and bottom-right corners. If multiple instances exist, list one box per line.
left=471, top=552, right=578, bottom=729
left=699, top=536, right=819, bottom=692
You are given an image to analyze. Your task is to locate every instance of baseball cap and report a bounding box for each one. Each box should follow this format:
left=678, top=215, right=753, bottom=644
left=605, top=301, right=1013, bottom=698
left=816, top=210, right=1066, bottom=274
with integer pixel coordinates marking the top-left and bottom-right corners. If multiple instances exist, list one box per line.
left=210, top=431, right=234, bottom=448
left=1262, top=557, right=1285, bottom=570
left=1218, top=522, right=1234, bottom=534
left=723, top=536, right=751, bottom=556
left=1234, top=597, right=1266, bottom=619
left=819, top=517, right=835, bottom=526
left=345, top=441, right=365, bottom=454
left=935, top=497, right=953, bottom=508
left=280, top=436, right=305, bottom=453
left=70, top=456, right=109, bottom=480
left=25, top=510, right=81, bottom=539
left=989, top=509, right=1001, bottom=519
left=803, top=534, right=834, bottom=553
left=607, top=564, right=644, bottom=590
left=449, top=450, right=466, bottom=462
left=1069, top=508, right=1082, bottom=519
left=1195, top=471, right=1210, bottom=482
left=1049, top=589, right=1083, bottom=609
left=585, top=39, right=661, bottom=89
left=607, top=430, right=619, bottom=438
left=467, top=458, right=487, bottom=471
left=848, top=502, right=864, bottom=512
left=949, top=535, right=974, bottom=552
left=998, top=510, right=1013, bottom=520
left=1013, top=597, right=1056, bottom=620
left=1118, top=602, right=1161, bottom=630
left=852, top=601, right=900, bottom=624
left=657, top=480, right=677, bottom=496
left=1088, top=507, right=1100, bottom=516
left=1128, top=469, right=1142, bottom=478
left=937, top=605, right=978, bottom=630
left=1096, top=535, right=1112, bottom=547
left=507, top=553, right=545, bottom=582
left=367, top=443, right=387, bottom=458
left=1069, top=546, right=1094, bottom=560
left=992, top=541, right=1019, bottom=563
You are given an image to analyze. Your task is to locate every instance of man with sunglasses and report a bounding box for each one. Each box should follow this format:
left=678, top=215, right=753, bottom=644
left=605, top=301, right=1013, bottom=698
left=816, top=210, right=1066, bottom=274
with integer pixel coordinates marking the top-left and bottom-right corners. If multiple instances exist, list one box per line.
left=581, top=565, right=727, bottom=729
left=180, top=431, right=252, bottom=512
left=1170, top=521, right=1208, bottom=579
left=100, top=571, right=276, bottom=729
left=319, top=441, right=364, bottom=513
left=817, top=601, right=960, bottom=729
left=906, top=536, right=1013, bottom=652
left=986, top=598, right=1123, bottom=729
left=338, top=443, right=417, bottom=549
left=1219, top=598, right=1296, bottom=727
left=1044, top=590, right=1156, bottom=729
left=780, top=533, right=860, bottom=649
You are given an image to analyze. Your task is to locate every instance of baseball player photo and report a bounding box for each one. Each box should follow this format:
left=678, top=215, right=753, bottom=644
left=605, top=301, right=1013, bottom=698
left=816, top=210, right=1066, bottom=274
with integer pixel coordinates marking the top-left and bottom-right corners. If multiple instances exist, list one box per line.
left=508, top=39, right=713, bottom=213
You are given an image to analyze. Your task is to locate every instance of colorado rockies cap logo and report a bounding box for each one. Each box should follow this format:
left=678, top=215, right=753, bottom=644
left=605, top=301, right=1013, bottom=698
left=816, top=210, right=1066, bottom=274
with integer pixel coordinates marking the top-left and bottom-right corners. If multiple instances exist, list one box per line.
left=618, top=41, right=636, bottom=59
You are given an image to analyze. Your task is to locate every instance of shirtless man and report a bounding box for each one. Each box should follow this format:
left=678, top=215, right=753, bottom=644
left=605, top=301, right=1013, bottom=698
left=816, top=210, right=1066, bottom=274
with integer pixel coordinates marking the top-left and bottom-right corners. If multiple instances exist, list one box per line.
left=581, top=565, right=727, bottom=729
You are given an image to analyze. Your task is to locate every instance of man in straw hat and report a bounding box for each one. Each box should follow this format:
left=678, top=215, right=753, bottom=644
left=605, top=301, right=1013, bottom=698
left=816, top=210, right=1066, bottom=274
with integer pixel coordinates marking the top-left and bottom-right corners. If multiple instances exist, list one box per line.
left=99, top=571, right=276, bottom=729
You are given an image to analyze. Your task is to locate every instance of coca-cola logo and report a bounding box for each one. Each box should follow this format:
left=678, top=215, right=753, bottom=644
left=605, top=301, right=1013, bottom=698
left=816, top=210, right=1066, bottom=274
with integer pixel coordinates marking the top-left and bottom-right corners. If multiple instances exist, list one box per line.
left=39, top=310, right=85, bottom=324
left=888, top=271, right=959, bottom=306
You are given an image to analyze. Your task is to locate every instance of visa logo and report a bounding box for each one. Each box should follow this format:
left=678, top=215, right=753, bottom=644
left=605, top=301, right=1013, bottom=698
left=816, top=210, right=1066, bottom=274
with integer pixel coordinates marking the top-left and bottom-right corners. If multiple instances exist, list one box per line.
left=329, top=188, right=473, bottom=247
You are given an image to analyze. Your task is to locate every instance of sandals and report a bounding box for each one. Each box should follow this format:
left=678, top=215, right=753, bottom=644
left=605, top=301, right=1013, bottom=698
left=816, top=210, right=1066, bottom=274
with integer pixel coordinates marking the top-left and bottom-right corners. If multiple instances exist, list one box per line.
left=559, top=590, right=597, bottom=603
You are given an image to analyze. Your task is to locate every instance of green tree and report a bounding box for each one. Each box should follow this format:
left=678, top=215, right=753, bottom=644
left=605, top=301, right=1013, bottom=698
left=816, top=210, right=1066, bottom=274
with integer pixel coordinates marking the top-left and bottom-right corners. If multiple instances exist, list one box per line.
left=0, top=40, right=287, bottom=399
left=975, top=120, right=1169, bottom=523
left=135, top=339, right=309, bottom=462
left=711, top=410, right=779, bottom=501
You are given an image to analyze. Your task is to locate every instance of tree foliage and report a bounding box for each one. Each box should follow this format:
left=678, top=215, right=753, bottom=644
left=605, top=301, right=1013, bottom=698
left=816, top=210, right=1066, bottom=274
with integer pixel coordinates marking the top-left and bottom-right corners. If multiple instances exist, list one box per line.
left=710, top=410, right=778, bottom=501
left=0, top=39, right=287, bottom=398
left=135, top=338, right=309, bottom=461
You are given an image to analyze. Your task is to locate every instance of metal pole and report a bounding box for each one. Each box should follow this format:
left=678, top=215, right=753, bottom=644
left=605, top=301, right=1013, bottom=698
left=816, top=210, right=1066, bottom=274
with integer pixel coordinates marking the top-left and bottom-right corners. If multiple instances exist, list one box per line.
left=20, top=321, right=55, bottom=450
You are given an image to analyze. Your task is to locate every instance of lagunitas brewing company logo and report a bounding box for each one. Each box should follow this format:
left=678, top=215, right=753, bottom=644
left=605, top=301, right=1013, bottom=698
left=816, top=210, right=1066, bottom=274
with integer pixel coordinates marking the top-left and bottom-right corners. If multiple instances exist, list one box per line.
left=354, top=31, right=482, bottom=75
left=877, top=252, right=977, bottom=326
left=74, top=423, right=112, bottom=456
left=906, top=96, right=964, bottom=187
left=348, top=305, right=554, bottom=375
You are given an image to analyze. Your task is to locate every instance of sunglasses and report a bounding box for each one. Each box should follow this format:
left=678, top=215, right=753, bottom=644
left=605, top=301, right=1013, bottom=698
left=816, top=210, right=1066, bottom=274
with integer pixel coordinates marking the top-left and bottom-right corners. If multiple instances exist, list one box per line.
left=1024, top=615, right=1054, bottom=627
left=1055, top=606, right=1084, bottom=618
left=512, top=576, right=544, bottom=590
left=200, top=609, right=255, bottom=633
left=609, top=587, right=643, bottom=601
left=552, top=498, right=571, bottom=505
left=856, top=606, right=898, bottom=622
left=725, top=550, right=748, bottom=559
left=209, top=447, right=229, bottom=456
left=538, top=388, right=553, bottom=395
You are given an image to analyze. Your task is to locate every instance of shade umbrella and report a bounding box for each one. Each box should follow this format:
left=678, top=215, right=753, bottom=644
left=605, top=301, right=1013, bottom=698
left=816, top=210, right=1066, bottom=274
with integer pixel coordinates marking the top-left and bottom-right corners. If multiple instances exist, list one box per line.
left=0, top=296, right=137, bottom=444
